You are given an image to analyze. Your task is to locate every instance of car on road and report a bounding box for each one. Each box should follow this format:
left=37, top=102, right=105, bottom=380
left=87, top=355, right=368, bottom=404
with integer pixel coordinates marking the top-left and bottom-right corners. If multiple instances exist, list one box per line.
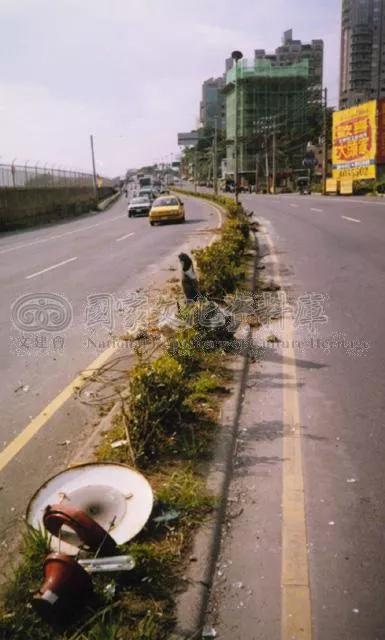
left=139, top=187, right=156, bottom=201
left=128, top=196, right=151, bottom=217
left=296, top=176, right=311, bottom=195
left=149, top=196, right=185, bottom=226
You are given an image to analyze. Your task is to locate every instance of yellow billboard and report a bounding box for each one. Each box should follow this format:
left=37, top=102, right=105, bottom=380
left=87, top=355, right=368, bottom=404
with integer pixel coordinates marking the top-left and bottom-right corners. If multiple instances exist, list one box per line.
left=332, top=100, right=377, bottom=180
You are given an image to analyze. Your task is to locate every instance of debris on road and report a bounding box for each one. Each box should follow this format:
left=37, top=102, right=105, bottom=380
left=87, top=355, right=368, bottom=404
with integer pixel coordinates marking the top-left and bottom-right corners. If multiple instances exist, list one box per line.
left=14, top=383, right=30, bottom=393
left=153, top=509, right=180, bottom=524
left=78, top=555, right=135, bottom=573
left=202, top=625, right=217, bottom=638
left=111, top=439, right=129, bottom=449
left=25, top=463, right=154, bottom=620
left=32, top=552, right=93, bottom=620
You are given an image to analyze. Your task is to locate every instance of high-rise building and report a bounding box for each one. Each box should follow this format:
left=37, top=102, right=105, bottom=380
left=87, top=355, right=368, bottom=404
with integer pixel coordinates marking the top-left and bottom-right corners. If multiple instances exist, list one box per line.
left=224, top=58, right=310, bottom=184
left=223, top=30, right=323, bottom=187
left=199, top=77, right=225, bottom=130
left=249, top=29, right=323, bottom=95
left=340, top=0, right=385, bottom=108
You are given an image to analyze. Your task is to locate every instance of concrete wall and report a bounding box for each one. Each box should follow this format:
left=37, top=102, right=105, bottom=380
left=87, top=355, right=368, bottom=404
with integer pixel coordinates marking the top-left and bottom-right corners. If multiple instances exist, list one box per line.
left=0, top=186, right=115, bottom=231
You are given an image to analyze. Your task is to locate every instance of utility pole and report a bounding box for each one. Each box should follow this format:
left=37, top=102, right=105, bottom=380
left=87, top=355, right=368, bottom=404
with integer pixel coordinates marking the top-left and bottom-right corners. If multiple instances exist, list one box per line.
left=90, top=134, right=98, bottom=199
left=213, top=115, right=218, bottom=195
left=322, top=87, right=328, bottom=196
left=255, top=153, right=260, bottom=193
left=265, top=133, right=270, bottom=194
left=272, top=117, right=277, bottom=195
left=194, top=145, right=198, bottom=193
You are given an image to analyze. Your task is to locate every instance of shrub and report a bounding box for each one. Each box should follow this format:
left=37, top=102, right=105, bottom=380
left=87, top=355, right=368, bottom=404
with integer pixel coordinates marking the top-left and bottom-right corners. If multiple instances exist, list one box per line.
left=126, top=354, right=189, bottom=464
left=193, top=236, right=245, bottom=298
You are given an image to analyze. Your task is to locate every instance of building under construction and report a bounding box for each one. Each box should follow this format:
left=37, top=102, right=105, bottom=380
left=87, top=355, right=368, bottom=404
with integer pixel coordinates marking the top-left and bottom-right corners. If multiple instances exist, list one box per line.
left=224, top=57, right=313, bottom=189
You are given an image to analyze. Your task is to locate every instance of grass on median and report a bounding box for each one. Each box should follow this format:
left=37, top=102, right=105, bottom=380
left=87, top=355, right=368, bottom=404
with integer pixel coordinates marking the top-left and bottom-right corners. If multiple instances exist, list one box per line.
left=0, top=189, right=253, bottom=640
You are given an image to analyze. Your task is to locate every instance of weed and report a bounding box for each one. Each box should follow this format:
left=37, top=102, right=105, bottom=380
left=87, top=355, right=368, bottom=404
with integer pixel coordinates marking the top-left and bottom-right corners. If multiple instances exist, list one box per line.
left=126, top=354, right=189, bottom=465
left=156, top=468, right=215, bottom=519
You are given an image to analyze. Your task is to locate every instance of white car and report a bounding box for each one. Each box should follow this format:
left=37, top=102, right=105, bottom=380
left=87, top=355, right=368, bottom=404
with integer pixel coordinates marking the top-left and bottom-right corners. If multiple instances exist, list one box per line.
left=128, top=196, right=151, bottom=217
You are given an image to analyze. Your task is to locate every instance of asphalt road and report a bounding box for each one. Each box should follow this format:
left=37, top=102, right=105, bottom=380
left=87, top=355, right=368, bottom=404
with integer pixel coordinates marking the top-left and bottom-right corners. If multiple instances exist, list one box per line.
left=208, top=193, right=385, bottom=640
left=0, top=193, right=219, bottom=557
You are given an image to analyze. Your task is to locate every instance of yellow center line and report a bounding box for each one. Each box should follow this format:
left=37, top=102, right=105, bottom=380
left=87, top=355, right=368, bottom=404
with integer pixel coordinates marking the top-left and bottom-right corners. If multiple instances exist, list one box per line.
left=262, top=224, right=312, bottom=640
left=0, top=346, right=117, bottom=473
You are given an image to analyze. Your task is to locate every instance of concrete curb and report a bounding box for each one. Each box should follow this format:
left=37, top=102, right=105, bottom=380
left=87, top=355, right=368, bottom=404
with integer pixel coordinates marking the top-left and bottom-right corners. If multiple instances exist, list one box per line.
left=97, top=190, right=121, bottom=211
left=170, top=353, right=251, bottom=640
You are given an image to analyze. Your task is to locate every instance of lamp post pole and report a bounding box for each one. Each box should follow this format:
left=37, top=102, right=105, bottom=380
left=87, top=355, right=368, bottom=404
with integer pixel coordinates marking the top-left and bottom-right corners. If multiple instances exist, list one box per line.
left=231, top=50, right=243, bottom=205
left=322, top=87, right=328, bottom=196
left=90, top=134, right=98, bottom=199
left=213, top=115, right=218, bottom=195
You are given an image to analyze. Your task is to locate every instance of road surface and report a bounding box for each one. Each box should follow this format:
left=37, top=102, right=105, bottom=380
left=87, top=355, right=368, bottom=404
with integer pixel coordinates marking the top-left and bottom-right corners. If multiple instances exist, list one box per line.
left=207, top=193, right=385, bottom=640
left=0, top=193, right=219, bottom=559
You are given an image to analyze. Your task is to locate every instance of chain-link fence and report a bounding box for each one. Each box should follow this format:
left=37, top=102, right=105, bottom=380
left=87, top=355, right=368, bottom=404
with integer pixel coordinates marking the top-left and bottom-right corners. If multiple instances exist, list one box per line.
left=0, top=163, right=112, bottom=189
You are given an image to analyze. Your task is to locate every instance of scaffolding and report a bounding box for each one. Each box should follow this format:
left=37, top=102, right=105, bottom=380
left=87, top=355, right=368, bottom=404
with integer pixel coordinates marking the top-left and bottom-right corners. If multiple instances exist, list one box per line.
left=225, top=58, right=311, bottom=183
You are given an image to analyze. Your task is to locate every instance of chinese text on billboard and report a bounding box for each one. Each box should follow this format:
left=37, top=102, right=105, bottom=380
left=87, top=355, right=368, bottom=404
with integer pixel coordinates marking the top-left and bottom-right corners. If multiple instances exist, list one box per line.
left=332, top=100, right=377, bottom=180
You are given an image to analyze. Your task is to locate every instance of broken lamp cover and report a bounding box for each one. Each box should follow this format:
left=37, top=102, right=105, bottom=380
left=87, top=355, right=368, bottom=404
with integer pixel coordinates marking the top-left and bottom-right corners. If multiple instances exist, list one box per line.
left=27, top=463, right=153, bottom=555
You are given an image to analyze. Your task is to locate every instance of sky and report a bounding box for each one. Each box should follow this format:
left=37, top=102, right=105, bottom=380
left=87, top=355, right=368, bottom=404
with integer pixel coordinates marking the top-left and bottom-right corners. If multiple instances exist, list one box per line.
left=0, top=0, right=341, bottom=177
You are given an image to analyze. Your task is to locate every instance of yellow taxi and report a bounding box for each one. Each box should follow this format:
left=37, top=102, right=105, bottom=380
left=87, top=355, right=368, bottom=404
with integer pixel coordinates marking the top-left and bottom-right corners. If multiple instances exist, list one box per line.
left=149, top=195, right=185, bottom=226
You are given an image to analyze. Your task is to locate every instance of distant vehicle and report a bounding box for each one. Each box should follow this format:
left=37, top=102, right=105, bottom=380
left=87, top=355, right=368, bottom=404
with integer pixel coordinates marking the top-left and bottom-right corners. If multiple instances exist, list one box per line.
left=128, top=196, right=151, bottom=218
left=297, top=176, right=311, bottom=195
left=139, top=175, right=152, bottom=189
left=149, top=196, right=185, bottom=226
left=139, top=187, right=156, bottom=201
left=224, top=180, right=235, bottom=193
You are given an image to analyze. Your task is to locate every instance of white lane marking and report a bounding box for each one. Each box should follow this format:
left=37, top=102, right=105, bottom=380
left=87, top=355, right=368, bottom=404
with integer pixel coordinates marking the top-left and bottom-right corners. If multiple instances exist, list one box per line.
left=289, top=203, right=299, bottom=208
left=310, top=207, right=323, bottom=212
left=341, top=215, right=361, bottom=223
left=25, top=257, right=78, bottom=279
left=0, top=215, right=126, bottom=256
left=115, top=232, right=135, bottom=242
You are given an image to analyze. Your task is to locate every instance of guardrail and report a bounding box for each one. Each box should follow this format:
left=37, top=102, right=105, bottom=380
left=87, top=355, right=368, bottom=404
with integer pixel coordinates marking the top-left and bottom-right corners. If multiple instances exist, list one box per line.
left=0, top=163, right=112, bottom=189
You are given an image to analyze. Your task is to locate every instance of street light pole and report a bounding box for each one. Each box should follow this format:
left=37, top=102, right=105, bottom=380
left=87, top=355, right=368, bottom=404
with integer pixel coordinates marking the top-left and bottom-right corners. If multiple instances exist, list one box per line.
left=255, top=153, right=260, bottom=193
left=194, top=145, right=198, bottom=193
left=90, top=134, right=98, bottom=199
left=264, top=134, right=270, bottom=193
left=272, top=117, right=277, bottom=195
left=213, top=115, right=218, bottom=195
left=322, top=87, right=328, bottom=196
left=231, top=50, right=243, bottom=205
